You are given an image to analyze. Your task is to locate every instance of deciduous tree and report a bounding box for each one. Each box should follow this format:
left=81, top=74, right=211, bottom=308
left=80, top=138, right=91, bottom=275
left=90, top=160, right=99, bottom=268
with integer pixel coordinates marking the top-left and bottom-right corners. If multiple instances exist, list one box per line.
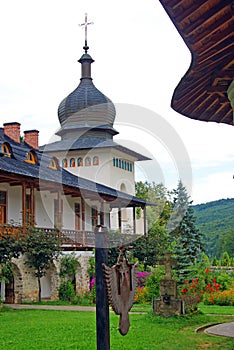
left=23, top=227, right=61, bottom=302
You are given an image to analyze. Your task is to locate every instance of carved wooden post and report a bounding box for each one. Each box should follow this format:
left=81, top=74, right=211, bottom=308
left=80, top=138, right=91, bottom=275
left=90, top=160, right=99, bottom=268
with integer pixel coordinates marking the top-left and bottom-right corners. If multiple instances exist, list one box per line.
left=95, top=225, right=110, bottom=350
left=22, top=182, right=27, bottom=232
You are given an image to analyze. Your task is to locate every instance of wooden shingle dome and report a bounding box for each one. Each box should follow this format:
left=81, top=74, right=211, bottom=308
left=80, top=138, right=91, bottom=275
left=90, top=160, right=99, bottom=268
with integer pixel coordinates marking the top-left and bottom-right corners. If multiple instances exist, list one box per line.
left=57, top=51, right=116, bottom=138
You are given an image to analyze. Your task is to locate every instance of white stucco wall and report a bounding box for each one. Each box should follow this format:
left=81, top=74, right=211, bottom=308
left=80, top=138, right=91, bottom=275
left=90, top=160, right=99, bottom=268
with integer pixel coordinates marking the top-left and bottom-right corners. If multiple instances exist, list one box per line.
left=53, top=148, right=136, bottom=195
left=35, top=190, right=55, bottom=228
left=0, top=184, right=22, bottom=224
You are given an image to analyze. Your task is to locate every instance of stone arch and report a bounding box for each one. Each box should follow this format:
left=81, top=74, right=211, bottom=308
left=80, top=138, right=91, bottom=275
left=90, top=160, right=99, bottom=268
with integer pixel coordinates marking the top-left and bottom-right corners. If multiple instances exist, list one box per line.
left=75, top=256, right=91, bottom=295
left=41, top=261, right=59, bottom=300
left=3, top=262, right=23, bottom=304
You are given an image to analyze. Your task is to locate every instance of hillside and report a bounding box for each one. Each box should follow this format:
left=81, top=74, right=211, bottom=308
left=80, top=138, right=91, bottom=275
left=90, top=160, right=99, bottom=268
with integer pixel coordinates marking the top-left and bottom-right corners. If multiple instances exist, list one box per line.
left=193, top=198, right=234, bottom=259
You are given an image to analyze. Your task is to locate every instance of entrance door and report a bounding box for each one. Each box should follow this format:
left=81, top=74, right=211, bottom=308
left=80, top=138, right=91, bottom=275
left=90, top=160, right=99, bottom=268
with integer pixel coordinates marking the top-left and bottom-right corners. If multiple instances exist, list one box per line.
left=5, top=276, right=14, bottom=303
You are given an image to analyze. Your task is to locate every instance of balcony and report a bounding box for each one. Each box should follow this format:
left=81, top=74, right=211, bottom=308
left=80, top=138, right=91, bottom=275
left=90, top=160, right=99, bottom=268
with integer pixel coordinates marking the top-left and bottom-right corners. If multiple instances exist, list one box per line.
left=0, top=225, right=142, bottom=250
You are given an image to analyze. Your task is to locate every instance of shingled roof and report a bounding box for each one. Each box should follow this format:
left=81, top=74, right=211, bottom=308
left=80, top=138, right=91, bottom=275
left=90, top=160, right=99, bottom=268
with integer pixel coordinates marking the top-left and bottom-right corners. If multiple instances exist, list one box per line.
left=0, top=129, right=150, bottom=208
left=40, top=137, right=150, bottom=161
left=159, top=0, right=233, bottom=125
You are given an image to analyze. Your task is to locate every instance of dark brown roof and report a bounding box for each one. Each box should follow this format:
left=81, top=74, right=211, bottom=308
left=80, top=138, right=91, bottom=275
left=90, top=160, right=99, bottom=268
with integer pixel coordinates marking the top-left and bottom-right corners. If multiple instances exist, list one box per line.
left=159, top=0, right=234, bottom=125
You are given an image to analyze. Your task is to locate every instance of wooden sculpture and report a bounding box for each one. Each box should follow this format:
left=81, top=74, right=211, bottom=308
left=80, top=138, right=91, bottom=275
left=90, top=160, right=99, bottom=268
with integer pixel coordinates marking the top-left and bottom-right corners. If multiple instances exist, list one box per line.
left=102, top=249, right=138, bottom=335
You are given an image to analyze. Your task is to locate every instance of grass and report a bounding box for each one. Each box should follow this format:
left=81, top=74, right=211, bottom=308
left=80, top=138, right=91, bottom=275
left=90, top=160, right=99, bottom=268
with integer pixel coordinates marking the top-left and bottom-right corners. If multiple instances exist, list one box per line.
left=198, top=302, right=234, bottom=315
left=0, top=306, right=234, bottom=349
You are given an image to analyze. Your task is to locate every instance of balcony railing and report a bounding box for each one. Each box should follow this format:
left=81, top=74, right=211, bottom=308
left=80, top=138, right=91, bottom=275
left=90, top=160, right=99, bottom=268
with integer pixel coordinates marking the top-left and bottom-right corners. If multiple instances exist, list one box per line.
left=0, top=225, right=142, bottom=250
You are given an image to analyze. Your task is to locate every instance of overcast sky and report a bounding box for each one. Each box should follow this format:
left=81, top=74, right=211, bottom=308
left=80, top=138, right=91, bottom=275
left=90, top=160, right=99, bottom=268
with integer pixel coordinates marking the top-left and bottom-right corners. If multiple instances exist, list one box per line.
left=0, top=0, right=233, bottom=204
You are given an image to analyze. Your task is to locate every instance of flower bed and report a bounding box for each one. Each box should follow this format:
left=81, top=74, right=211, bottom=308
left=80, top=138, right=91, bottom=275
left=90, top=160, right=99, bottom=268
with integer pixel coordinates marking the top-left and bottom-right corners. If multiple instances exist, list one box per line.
left=203, top=290, right=234, bottom=306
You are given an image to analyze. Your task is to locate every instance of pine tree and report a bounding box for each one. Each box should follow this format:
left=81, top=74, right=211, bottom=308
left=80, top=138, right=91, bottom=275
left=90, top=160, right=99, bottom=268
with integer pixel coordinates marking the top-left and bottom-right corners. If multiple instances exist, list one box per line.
left=168, top=181, right=203, bottom=282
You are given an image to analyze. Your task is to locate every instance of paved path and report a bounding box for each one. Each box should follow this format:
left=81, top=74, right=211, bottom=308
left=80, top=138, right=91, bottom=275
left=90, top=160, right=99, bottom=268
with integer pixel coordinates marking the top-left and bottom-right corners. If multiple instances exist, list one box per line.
left=5, top=304, right=96, bottom=312
left=205, top=322, right=234, bottom=338
left=4, top=304, right=146, bottom=314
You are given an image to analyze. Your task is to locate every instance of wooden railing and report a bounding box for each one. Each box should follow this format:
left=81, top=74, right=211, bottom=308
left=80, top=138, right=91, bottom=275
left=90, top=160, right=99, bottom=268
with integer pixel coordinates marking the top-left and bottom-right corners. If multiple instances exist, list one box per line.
left=0, top=225, right=142, bottom=250
left=0, top=224, right=21, bottom=236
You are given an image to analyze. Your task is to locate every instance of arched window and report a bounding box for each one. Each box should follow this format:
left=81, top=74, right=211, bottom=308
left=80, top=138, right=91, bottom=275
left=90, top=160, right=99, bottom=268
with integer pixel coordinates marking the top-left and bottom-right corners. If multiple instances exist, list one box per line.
left=25, top=150, right=37, bottom=164
left=1, top=143, right=12, bottom=157
left=62, top=159, right=68, bottom=168
left=49, top=157, right=59, bottom=170
left=120, top=183, right=127, bottom=192
left=70, top=158, right=75, bottom=167
left=77, top=157, right=83, bottom=167
left=93, top=156, right=99, bottom=166
left=85, top=156, right=91, bottom=166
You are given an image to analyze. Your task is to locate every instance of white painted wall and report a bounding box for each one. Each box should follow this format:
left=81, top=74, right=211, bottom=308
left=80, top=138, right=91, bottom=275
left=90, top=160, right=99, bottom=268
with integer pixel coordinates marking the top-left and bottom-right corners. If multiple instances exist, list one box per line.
left=0, top=184, right=22, bottom=224
left=35, top=190, right=55, bottom=228
left=53, top=148, right=136, bottom=195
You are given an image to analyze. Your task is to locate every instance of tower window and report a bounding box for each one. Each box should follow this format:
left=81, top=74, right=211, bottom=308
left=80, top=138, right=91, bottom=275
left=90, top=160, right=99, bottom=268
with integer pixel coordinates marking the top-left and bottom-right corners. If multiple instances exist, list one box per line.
left=93, top=156, right=99, bottom=166
left=78, top=157, right=83, bottom=167
left=62, top=159, right=68, bottom=168
left=70, top=158, right=75, bottom=167
left=85, top=157, right=91, bottom=166
left=112, top=157, right=133, bottom=172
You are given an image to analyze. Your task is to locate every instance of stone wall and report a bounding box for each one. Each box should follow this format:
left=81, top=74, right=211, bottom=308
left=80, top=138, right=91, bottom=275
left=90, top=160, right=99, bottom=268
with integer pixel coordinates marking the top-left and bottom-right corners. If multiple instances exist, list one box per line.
left=7, top=253, right=91, bottom=303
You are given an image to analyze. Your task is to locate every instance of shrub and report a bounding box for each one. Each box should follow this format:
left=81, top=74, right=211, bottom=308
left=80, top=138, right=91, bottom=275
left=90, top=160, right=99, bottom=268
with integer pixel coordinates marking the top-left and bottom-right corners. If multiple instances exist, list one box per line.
left=58, top=281, right=75, bottom=301
left=145, top=267, right=165, bottom=301
left=134, top=286, right=149, bottom=304
left=137, top=271, right=151, bottom=287
left=60, top=254, right=79, bottom=278
left=203, top=290, right=234, bottom=306
left=216, top=273, right=233, bottom=291
left=87, top=277, right=96, bottom=303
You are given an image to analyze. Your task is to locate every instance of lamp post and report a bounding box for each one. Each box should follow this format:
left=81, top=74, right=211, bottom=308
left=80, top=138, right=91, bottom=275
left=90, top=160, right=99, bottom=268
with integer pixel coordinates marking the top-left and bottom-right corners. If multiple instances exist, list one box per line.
left=95, top=225, right=110, bottom=350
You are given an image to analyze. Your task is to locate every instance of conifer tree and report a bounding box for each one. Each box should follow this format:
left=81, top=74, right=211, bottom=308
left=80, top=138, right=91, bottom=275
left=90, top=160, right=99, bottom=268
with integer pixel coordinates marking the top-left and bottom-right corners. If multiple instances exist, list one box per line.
left=168, top=180, right=203, bottom=282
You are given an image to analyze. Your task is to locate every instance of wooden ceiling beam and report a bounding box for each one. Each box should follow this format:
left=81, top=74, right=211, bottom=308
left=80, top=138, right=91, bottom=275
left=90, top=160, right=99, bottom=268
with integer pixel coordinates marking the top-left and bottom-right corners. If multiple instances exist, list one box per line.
left=193, top=23, right=233, bottom=55
left=159, top=0, right=233, bottom=124
left=178, top=0, right=221, bottom=32
left=189, top=94, right=218, bottom=115
left=187, top=6, right=231, bottom=44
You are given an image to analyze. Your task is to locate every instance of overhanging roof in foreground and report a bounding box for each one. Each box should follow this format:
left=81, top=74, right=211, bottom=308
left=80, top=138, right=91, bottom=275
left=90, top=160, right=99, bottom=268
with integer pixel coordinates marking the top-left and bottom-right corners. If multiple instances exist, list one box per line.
left=159, top=0, right=233, bottom=125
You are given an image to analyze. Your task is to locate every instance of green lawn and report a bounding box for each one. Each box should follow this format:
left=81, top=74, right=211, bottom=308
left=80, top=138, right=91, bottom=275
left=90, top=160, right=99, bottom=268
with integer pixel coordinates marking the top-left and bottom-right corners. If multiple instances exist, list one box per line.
left=0, top=307, right=234, bottom=349
left=198, top=302, right=234, bottom=315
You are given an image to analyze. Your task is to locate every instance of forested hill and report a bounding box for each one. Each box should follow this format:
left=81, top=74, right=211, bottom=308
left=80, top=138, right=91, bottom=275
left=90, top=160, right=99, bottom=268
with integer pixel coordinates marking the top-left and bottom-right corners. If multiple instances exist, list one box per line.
left=192, top=198, right=234, bottom=258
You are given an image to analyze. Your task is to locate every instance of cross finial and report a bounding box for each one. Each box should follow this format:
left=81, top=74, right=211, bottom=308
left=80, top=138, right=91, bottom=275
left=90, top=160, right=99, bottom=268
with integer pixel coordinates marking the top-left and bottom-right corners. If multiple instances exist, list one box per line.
left=79, top=13, right=94, bottom=53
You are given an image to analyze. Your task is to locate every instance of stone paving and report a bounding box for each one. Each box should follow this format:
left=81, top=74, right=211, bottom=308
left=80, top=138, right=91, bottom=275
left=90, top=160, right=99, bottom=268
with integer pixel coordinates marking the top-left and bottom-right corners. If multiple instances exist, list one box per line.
left=5, top=303, right=96, bottom=312
left=205, top=322, right=234, bottom=338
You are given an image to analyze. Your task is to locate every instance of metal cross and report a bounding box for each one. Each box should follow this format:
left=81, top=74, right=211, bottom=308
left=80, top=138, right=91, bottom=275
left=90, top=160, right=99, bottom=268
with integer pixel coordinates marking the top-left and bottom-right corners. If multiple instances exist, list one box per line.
left=79, top=13, right=94, bottom=52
